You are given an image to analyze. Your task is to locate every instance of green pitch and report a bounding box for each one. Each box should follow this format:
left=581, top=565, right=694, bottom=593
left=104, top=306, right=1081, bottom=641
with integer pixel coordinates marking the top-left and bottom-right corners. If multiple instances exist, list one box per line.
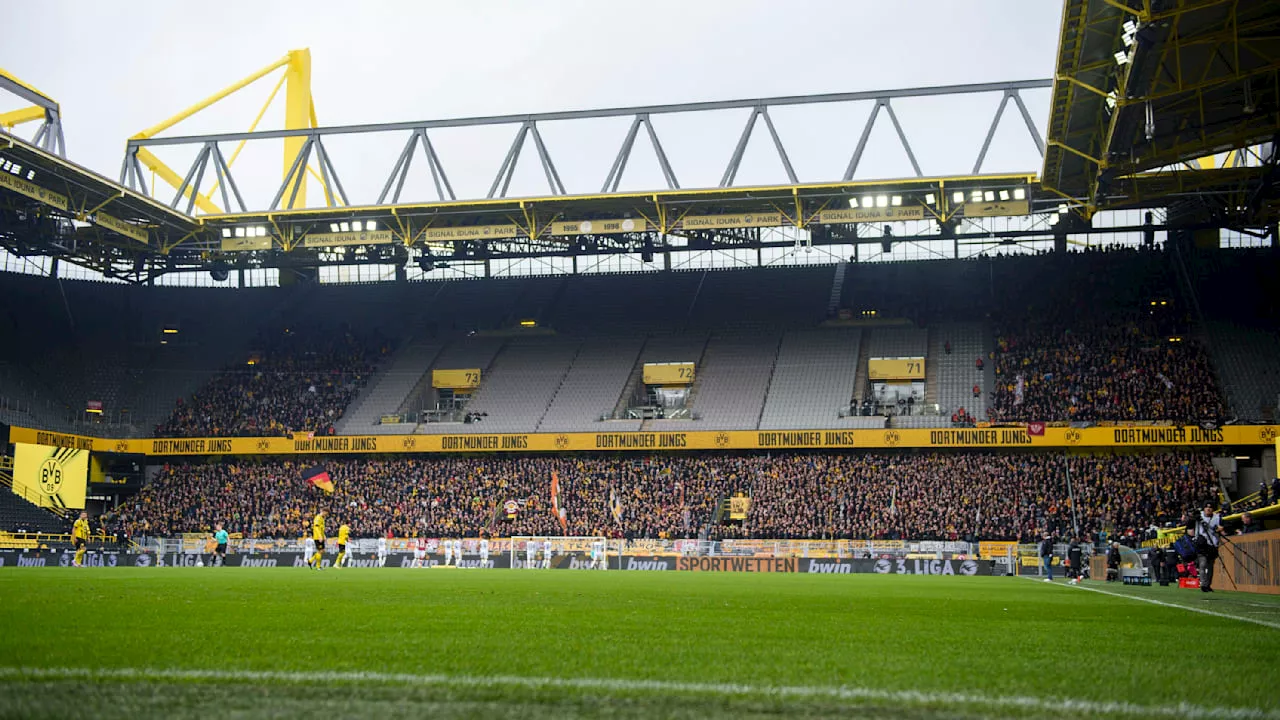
left=1, top=569, right=1278, bottom=719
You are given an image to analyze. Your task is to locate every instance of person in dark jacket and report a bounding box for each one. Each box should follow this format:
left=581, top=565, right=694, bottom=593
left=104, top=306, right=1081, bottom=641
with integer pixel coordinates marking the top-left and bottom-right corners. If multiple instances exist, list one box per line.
left=1039, top=533, right=1054, bottom=582
left=1106, top=542, right=1121, bottom=582
left=1067, top=537, right=1083, bottom=584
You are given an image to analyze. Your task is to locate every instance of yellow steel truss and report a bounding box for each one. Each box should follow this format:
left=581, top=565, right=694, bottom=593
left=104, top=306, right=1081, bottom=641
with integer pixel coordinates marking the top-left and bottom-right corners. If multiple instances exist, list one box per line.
left=129, top=49, right=325, bottom=215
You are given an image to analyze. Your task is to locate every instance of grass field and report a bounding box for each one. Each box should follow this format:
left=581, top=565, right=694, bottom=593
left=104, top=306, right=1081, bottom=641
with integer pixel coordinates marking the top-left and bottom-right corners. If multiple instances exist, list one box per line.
left=1, top=569, right=1278, bottom=719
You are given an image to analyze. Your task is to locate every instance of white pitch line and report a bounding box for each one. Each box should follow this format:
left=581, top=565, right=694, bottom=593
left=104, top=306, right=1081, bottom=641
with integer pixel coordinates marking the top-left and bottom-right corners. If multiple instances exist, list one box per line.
left=0, top=666, right=1277, bottom=720
left=1028, top=577, right=1280, bottom=631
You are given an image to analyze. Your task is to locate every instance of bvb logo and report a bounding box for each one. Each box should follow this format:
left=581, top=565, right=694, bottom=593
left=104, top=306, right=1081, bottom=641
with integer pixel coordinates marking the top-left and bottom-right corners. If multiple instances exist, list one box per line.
left=554, top=435, right=570, bottom=450
left=1260, top=427, right=1277, bottom=443
left=38, top=458, right=63, bottom=495
left=1064, top=429, right=1083, bottom=445
left=883, top=431, right=901, bottom=447
left=114, top=440, right=129, bottom=453
left=714, top=432, right=730, bottom=449
left=402, top=437, right=417, bottom=450
left=256, top=439, right=271, bottom=452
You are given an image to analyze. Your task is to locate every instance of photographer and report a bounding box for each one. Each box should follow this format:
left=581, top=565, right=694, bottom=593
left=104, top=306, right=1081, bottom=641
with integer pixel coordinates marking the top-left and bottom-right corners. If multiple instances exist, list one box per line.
left=1194, top=505, right=1222, bottom=593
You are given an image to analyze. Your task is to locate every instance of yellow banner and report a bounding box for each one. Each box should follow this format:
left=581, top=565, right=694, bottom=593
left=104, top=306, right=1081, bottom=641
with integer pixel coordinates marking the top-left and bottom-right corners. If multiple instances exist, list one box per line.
left=728, top=496, right=751, bottom=520
left=0, top=171, right=69, bottom=210
left=222, top=235, right=273, bottom=252
left=422, top=224, right=522, bottom=242
left=301, top=230, right=396, bottom=248
left=963, top=200, right=1030, bottom=218
left=91, top=212, right=149, bottom=245
left=550, top=218, right=648, bottom=236
left=816, top=207, right=926, bottom=224
left=432, top=368, right=481, bottom=389
left=8, top=425, right=1280, bottom=456
left=12, top=442, right=88, bottom=510
left=868, top=357, right=925, bottom=381
left=978, top=540, right=1018, bottom=560
left=642, top=362, right=695, bottom=385
left=680, top=212, right=787, bottom=230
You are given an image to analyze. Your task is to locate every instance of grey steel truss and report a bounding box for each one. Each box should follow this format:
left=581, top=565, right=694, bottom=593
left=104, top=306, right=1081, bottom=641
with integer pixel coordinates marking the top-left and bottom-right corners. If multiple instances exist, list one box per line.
left=1, top=74, right=65, bottom=158
left=121, top=79, right=1051, bottom=213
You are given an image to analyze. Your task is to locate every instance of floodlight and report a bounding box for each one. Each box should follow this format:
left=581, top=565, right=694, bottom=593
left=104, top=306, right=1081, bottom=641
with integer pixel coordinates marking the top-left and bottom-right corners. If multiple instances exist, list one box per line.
left=952, top=191, right=964, bottom=204
left=999, top=190, right=1010, bottom=201
left=983, top=191, right=995, bottom=202
left=365, top=220, right=376, bottom=231
left=1115, top=50, right=1129, bottom=65
left=340, top=222, right=350, bottom=233
left=330, top=223, right=340, bottom=232
left=890, top=196, right=902, bottom=206
left=875, top=195, right=888, bottom=208
left=863, top=196, right=876, bottom=209
left=256, top=227, right=268, bottom=237
left=970, top=190, right=983, bottom=202
left=848, top=198, right=859, bottom=209
left=924, top=193, right=936, bottom=206
left=221, top=228, right=231, bottom=238
left=235, top=228, right=246, bottom=238
left=1013, top=188, right=1026, bottom=200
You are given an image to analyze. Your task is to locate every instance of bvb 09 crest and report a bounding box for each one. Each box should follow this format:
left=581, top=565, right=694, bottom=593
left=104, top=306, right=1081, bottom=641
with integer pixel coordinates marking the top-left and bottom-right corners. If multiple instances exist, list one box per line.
left=38, top=458, right=63, bottom=495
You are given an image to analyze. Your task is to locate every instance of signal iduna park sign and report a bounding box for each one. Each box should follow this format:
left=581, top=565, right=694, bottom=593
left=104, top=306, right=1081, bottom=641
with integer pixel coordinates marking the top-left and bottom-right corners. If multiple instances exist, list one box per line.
left=8, top=424, right=1278, bottom=457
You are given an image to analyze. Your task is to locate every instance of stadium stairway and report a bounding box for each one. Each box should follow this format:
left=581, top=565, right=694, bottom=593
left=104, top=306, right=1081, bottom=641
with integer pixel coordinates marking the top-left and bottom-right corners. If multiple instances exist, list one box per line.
left=409, top=336, right=509, bottom=433
left=931, top=321, right=988, bottom=421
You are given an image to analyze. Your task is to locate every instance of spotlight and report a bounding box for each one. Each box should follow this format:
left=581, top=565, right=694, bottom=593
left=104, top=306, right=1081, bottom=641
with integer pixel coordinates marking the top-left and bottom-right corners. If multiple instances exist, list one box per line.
left=340, top=222, right=350, bottom=232
left=365, top=220, right=376, bottom=231
left=1013, top=188, right=1026, bottom=200
left=221, top=228, right=231, bottom=238
left=890, top=196, right=902, bottom=206
left=235, top=228, right=246, bottom=238
left=983, top=191, right=995, bottom=202
left=952, top=191, right=964, bottom=204
left=924, top=193, right=936, bottom=206
left=848, top=197, right=860, bottom=209
left=970, top=190, right=983, bottom=203
left=875, top=195, right=888, bottom=208
left=330, top=223, right=340, bottom=232
left=1114, top=50, right=1129, bottom=66
left=999, top=190, right=1010, bottom=201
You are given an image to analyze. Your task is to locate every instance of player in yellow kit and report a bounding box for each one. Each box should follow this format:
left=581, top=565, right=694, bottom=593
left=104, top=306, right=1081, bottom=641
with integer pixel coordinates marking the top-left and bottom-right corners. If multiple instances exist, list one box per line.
left=309, top=510, right=326, bottom=570
left=334, top=523, right=351, bottom=568
left=72, top=511, right=91, bottom=567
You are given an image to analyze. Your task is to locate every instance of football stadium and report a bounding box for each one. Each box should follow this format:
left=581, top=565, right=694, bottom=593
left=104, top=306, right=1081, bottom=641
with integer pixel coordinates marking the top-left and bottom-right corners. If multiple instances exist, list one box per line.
left=3, top=1, right=1280, bottom=718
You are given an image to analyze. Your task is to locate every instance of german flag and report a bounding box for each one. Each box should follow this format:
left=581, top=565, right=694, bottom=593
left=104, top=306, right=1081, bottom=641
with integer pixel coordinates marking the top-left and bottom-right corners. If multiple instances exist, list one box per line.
left=302, top=465, right=334, bottom=494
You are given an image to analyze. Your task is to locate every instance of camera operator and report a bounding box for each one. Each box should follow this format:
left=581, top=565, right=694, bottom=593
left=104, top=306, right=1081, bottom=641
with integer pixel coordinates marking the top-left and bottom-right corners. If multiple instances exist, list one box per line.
left=1194, top=505, right=1222, bottom=593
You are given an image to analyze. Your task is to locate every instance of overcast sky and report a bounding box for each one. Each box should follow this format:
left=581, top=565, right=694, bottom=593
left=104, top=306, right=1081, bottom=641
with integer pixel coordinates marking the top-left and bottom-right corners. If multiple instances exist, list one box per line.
left=4, top=1, right=1063, bottom=211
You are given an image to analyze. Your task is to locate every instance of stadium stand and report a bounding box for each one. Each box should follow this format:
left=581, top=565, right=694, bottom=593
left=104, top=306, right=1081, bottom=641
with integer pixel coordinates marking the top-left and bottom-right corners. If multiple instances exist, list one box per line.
left=758, top=329, right=862, bottom=429
left=930, top=322, right=988, bottom=425
left=651, top=331, right=781, bottom=431
left=0, top=491, right=68, bottom=534
left=536, top=335, right=646, bottom=432
left=117, top=450, right=1217, bottom=543
left=462, top=338, right=582, bottom=433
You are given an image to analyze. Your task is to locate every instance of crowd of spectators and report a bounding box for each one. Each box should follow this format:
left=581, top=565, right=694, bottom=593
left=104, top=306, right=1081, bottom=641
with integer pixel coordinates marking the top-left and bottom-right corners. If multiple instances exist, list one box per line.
left=155, top=326, right=385, bottom=438
left=117, top=450, right=1215, bottom=543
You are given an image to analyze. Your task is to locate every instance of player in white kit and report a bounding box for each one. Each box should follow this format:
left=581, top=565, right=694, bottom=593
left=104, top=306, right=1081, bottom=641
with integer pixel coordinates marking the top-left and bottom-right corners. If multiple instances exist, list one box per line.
left=376, top=536, right=388, bottom=567
left=453, top=539, right=464, bottom=566
left=591, top=539, right=607, bottom=570
left=303, top=537, right=316, bottom=566
left=478, top=537, right=489, bottom=567
left=540, top=539, right=553, bottom=569
left=442, top=538, right=454, bottom=566
left=525, top=539, right=538, bottom=569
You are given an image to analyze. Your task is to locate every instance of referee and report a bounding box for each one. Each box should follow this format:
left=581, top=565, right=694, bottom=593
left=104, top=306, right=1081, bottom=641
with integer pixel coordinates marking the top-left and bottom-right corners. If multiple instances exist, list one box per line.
left=212, top=522, right=229, bottom=567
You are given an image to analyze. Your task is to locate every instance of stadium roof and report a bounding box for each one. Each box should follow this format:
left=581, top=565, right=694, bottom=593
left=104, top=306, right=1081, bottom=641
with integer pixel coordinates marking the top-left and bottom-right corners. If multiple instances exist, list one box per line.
left=1043, top=0, right=1280, bottom=215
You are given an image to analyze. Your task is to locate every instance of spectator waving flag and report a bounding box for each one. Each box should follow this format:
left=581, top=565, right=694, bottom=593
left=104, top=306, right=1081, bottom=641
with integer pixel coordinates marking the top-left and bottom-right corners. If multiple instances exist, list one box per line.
left=550, top=472, right=567, bottom=531
left=609, top=487, right=623, bottom=524
left=302, top=465, right=334, bottom=494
